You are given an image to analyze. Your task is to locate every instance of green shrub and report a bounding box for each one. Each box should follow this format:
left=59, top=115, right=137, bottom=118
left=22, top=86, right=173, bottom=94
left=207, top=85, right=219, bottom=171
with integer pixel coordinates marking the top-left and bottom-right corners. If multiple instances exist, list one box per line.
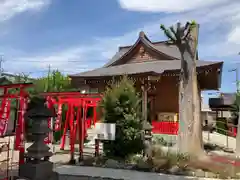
left=99, top=76, right=144, bottom=159
left=216, top=118, right=227, bottom=135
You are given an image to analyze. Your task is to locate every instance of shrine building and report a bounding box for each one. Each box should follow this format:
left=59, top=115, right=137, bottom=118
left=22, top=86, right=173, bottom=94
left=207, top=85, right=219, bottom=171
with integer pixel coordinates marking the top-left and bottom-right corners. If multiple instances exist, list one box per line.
left=69, top=31, right=223, bottom=122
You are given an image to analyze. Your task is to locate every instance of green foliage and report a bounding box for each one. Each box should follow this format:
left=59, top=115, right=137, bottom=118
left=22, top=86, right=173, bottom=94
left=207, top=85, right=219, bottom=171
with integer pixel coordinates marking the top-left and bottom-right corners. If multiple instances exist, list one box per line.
left=234, top=92, right=240, bottom=108
left=160, top=21, right=198, bottom=44
left=29, top=70, right=74, bottom=142
left=153, top=135, right=172, bottom=146
left=32, top=70, right=73, bottom=94
left=99, top=76, right=143, bottom=159
left=216, top=118, right=228, bottom=135
left=9, top=71, right=75, bottom=142
left=231, top=92, right=240, bottom=125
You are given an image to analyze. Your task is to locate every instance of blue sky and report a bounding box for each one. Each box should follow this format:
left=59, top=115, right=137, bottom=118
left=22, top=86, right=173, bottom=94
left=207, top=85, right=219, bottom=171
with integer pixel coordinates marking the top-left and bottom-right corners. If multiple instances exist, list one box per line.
left=0, top=0, right=240, bottom=102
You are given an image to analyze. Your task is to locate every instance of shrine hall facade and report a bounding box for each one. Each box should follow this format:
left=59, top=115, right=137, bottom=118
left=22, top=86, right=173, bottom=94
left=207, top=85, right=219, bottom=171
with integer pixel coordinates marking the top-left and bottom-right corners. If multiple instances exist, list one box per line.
left=69, top=31, right=223, bottom=122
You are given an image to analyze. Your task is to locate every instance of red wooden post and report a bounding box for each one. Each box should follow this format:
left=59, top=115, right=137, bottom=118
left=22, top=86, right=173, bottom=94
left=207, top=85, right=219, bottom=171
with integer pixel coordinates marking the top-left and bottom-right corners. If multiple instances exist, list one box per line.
left=18, top=90, right=28, bottom=165
left=60, top=104, right=71, bottom=150
left=55, top=103, right=62, bottom=131
left=78, top=101, right=83, bottom=162
left=69, top=104, right=75, bottom=163
left=83, top=102, right=88, bottom=138
left=93, top=106, right=97, bottom=126
left=79, top=101, right=86, bottom=161
left=0, top=88, right=11, bottom=137
left=73, top=106, right=80, bottom=139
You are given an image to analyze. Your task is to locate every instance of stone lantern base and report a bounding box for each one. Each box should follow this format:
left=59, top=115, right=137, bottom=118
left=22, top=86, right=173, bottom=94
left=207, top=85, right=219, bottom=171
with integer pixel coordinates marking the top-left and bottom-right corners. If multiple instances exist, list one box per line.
left=19, top=161, right=58, bottom=180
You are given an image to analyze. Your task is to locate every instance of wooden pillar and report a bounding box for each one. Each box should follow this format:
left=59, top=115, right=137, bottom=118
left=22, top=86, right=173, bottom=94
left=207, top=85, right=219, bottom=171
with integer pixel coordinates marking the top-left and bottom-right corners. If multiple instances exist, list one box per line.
left=141, top=83, right=148, bottom=123
left=149, top=96, right=155, bottom=121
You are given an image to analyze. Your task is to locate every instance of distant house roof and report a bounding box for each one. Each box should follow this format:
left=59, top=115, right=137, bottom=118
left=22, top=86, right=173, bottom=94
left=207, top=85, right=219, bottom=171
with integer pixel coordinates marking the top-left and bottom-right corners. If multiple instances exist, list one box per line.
left=209, top=93, right=236, bottom=110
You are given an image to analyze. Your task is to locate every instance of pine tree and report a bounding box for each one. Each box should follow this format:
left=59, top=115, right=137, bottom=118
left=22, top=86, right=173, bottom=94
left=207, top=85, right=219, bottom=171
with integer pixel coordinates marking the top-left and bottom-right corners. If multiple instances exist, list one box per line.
left=99, top=76, right=144, bottom=159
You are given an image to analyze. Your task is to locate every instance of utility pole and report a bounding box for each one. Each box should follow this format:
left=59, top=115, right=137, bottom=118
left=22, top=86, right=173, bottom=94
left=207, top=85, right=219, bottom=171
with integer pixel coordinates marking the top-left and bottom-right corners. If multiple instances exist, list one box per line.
left=45, top=64, right=51, bottom=92
left=236, top=68, right=239, bottom=93
left=45, top=64, right=55, bottom=152
left=0, top=55, right=4, bottom=77
left=229, top=67, right=239, bottom=93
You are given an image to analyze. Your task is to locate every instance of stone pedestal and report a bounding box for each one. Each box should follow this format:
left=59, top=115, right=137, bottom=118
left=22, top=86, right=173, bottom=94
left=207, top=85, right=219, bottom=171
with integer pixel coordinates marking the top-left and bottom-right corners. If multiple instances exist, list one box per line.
left=19, top=161, right=55, bottom=180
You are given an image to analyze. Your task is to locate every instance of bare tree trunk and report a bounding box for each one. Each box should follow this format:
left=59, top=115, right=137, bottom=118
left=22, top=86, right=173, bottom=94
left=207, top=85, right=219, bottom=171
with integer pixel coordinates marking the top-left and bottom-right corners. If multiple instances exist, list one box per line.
left=189, top=25, right=204, bottom=156
left=177, top=24, right=204, bottom=157
left=178, top=47, right=194, bottom=154
left=177, top=66, right=188, bottom=153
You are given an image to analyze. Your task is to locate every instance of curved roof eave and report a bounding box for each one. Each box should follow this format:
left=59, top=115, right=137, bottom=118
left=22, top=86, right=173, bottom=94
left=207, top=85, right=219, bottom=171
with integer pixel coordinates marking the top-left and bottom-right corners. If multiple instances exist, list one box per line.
left=69, top=60, right=223, bottom=78
left=106, top=32, right=178, bottom=67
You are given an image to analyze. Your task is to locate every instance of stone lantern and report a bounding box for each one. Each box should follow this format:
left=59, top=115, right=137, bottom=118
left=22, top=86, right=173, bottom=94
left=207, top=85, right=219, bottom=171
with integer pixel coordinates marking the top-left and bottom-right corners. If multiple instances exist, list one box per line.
left=143, top=121, right=152, bottom=157
left=18, top=97, right=58, bottom=180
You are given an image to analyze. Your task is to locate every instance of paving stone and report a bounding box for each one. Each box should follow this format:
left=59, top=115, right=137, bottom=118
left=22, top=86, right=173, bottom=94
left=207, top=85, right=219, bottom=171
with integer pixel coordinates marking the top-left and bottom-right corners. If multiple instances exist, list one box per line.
left=205, top=171, right=218, bottom=178
left=194, top=169, right=205, bottom=177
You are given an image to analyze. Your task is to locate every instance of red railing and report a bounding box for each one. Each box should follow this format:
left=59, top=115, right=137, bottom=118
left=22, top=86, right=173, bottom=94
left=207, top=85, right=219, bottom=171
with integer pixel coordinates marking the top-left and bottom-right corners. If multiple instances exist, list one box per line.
left=152, top=121, right=179, bottom=135
left=229, top=127, right=237, bottom=137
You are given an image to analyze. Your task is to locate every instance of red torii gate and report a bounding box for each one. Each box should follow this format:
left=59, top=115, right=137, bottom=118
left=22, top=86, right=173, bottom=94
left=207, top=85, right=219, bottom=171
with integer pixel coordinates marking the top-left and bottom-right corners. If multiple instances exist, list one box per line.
left=40, top=91, right=101, bottom=163
left=0, top=83, right=33, bottom=168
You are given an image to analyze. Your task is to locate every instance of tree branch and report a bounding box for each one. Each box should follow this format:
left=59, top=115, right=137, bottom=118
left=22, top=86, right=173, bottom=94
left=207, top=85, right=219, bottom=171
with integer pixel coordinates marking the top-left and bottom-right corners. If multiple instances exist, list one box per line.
left=160, top=24, right=176, bottom=42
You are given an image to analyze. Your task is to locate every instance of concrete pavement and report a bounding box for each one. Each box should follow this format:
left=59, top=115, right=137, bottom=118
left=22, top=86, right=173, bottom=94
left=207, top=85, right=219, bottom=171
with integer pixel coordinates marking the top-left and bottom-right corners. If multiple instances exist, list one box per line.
left=55, top=165, right=237, bottom=180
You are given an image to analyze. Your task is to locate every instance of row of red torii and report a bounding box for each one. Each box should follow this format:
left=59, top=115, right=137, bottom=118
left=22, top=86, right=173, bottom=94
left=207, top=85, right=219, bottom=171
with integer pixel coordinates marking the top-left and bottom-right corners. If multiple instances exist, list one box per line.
left=0, top=83, right=179, bottom=165
left=0, top=83, right=102, bottom=166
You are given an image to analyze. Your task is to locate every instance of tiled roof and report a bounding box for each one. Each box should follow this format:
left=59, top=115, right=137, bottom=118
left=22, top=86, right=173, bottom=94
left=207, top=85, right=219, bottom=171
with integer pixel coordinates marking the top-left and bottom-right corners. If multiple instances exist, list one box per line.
left=70, top=60, right=223, bottom=78
left=103, top=48, right=129, bottom=67
left=103, top=31, right=179, bottom=67
left=154, top=43, right=181, bottom=59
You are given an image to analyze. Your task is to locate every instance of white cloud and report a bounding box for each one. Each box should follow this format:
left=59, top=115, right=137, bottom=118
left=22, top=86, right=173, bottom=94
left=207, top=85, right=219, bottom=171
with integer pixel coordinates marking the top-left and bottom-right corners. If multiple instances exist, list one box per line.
left=227, top=14, right=240, bottom=45
left=118, top=0, right=229, bottom=13
left=4, top=45, right=109, bottom=75
left=3, top=0, right=240, bottom=76
left=117, top=0, right=240, bottom=59
left=228, top=27, right=240, bottom=44
left=0, top=0, right=50, bottom=22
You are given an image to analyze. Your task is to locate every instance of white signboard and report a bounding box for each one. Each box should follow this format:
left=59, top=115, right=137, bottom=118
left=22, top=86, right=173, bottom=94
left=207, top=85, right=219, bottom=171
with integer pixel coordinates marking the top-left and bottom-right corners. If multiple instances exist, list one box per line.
left=94, top=123, right=116, bottom=140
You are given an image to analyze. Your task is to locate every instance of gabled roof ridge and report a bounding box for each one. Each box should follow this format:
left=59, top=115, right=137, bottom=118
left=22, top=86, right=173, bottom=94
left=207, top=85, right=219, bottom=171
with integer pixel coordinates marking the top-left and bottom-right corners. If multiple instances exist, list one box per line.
left=107, top=31, right=177, bottom=67
left=118, top=39, right=171, bottom=51
left=118, top=31, right=151, bottom=51
left=139, top=31, right=151, bottom=42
